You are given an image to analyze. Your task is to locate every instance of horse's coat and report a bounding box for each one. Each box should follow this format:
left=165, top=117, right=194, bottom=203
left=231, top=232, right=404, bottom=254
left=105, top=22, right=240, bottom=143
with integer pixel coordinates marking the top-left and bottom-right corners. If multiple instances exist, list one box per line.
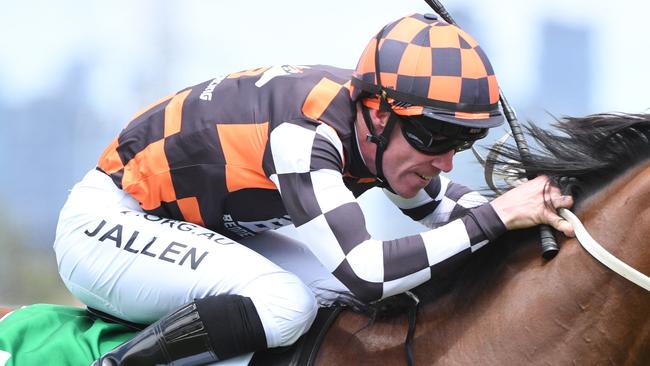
left=316, top=113, right=650, bottom=365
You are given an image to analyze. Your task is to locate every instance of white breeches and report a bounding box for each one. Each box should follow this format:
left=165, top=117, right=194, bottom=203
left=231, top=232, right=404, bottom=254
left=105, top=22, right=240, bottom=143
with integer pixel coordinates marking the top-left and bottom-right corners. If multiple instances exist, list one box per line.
left=53, top=169, right=337, bottom=348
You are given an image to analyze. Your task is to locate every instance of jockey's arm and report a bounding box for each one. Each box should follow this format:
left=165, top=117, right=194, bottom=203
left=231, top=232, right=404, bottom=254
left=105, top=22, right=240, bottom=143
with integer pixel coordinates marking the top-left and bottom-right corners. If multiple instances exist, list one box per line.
left=382, top=175, right=574, bottom=237
left=270, top=121, right=506, bottom=303
left=382, top=175, right=488, bottom=229
left=280, top=168, right=505, bottom=303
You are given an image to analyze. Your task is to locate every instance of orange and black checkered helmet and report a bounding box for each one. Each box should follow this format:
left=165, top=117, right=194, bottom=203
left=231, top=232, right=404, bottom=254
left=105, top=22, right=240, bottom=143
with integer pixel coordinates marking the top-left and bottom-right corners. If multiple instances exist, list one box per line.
left=351, top=13, right=504, bottom=128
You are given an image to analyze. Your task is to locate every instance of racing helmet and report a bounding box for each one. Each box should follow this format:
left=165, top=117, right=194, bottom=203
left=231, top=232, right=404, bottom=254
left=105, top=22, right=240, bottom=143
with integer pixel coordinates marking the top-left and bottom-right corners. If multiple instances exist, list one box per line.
left=351, top=13, right=504, bottom=128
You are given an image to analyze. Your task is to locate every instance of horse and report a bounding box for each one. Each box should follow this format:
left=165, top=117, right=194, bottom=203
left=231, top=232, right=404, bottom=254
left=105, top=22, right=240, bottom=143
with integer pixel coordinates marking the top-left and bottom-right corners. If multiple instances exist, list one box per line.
left=1, top=113, right=649, bottom=365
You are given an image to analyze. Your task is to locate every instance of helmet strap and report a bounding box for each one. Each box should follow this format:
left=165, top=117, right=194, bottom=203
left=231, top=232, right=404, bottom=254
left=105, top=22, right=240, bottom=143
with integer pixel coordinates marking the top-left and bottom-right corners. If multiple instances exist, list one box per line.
left=359, top=25, right=400, bottom=189
left=361, top=103, right=398, bottom=189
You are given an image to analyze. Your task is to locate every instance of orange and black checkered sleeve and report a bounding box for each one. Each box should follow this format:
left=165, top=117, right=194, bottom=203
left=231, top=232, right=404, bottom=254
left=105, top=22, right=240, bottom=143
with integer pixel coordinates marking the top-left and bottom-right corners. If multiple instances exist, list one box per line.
left=96, top=87, right=210, bottom=227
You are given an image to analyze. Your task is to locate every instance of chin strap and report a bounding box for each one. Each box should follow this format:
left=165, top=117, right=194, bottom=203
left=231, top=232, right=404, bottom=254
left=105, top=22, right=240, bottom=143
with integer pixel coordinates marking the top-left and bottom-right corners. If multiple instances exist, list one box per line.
left=360, top=22, right=401, bottom=189
left=361, top=104, right=398, bottom=188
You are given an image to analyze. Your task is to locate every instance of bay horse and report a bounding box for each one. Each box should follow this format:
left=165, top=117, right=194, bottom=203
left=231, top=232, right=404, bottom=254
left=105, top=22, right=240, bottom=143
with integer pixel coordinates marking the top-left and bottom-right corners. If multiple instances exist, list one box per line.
left=2, top=113, right=650, bottom=365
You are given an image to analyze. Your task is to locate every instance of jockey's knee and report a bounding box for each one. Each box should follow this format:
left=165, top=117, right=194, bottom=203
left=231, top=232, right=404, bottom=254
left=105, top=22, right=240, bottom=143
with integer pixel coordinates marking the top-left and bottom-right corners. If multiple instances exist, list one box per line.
left=242, top=271, right=318, bottom=348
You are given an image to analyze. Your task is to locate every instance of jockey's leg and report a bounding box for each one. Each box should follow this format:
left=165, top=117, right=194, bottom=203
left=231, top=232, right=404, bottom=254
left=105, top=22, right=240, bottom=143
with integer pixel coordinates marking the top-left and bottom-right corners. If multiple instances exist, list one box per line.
left=54, top=169, right=318, bottom=363
left=91, top=295, right=266, bottom=365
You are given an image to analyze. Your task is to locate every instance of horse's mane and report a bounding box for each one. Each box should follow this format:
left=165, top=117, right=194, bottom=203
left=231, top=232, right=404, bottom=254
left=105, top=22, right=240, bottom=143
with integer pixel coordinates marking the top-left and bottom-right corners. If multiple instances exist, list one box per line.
left=348, top=112, right=650, bottom=318
left=488, top=112, right=650, bottom=204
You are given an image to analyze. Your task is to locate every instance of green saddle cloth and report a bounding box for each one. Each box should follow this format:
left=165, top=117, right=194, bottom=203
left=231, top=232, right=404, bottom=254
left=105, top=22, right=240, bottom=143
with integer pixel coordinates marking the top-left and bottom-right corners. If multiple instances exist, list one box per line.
left=0, top=304, right=136, bottom=366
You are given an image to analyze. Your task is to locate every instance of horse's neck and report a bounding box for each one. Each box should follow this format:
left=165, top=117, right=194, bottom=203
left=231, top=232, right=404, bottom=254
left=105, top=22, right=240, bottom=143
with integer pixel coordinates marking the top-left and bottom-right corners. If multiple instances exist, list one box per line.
left=415, top=162, right=650, bottom=365
left=553, top=161, right=650, bottom=362
left=580, top=159, right=650, bottom=271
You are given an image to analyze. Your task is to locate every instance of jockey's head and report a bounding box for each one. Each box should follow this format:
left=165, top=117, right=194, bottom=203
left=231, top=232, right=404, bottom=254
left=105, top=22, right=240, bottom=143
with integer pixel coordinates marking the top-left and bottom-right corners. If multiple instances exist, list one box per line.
left=351, top=13, right=504, bottom=191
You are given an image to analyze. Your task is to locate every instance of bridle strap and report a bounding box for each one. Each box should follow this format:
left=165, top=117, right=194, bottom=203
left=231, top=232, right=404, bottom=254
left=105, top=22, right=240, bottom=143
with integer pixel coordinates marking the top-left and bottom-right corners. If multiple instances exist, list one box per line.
left=559, top=208, right=650, bottom=292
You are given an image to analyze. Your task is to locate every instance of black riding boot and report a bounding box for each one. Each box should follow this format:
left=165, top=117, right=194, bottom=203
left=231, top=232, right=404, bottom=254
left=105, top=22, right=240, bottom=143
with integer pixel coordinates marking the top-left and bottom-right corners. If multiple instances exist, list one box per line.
left=93, top=295, right=268, bottom=366
left=93, top=301, right=218, bottom=366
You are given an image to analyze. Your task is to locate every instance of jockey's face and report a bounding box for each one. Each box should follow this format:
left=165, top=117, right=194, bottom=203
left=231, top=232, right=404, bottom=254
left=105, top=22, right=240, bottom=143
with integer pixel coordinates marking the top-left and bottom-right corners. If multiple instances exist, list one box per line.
left=382, top=117, right=455, bottom=198
left=357, top=106, right=455, bottom=198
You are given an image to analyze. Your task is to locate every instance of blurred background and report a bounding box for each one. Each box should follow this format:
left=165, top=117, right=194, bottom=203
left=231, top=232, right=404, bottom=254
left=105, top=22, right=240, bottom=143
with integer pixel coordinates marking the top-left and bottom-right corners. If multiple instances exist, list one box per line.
left=1, top=0, right=648, bottom=306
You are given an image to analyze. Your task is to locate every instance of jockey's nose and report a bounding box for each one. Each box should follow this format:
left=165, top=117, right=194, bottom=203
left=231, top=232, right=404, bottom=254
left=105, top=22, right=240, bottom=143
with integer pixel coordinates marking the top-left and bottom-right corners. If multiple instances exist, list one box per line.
left=431, top=149, right=454, bottom=172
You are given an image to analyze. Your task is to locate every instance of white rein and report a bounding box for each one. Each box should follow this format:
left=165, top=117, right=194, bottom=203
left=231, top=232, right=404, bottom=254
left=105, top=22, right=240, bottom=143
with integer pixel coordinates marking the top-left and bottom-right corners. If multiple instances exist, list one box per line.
left=558, top=208, right=650, bottom=292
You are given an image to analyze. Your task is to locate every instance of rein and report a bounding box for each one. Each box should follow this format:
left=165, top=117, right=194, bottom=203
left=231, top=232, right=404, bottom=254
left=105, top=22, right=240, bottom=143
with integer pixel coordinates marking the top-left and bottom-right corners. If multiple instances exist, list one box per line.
left=559, top=208, right=650, bottom=292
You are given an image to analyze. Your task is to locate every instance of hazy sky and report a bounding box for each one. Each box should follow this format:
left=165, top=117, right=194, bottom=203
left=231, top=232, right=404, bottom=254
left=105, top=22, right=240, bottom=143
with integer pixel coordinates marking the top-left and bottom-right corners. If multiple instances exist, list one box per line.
left=2, top=0, right=648, bottom=113
left=1, top=0, right=649, bottom=239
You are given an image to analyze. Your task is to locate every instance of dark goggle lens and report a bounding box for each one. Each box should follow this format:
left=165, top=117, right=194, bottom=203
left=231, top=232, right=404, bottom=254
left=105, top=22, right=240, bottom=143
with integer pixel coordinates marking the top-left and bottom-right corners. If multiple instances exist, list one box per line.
left=399, top=118, right=486, bottom=155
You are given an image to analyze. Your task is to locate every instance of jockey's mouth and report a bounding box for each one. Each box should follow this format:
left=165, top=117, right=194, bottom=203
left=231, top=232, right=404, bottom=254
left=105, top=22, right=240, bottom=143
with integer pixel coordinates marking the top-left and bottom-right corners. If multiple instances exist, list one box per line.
left=416, top=173, right=434, bottom=181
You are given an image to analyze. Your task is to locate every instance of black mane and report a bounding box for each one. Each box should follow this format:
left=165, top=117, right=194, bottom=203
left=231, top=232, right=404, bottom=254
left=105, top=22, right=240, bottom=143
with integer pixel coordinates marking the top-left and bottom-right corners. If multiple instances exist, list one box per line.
left=348, top=112, right=650, bottom=318
left=487, top=112, right=650, bottom=204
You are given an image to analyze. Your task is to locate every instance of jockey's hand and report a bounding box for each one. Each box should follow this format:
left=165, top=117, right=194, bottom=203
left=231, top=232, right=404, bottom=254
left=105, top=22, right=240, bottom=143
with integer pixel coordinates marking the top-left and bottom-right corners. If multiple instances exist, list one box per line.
left=490, top=175, right=575, bottom=237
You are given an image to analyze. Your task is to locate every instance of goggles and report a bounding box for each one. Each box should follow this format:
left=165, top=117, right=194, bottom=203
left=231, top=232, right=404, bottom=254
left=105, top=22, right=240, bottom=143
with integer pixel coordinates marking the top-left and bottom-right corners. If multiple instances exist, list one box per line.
left=399, top=115, right=488, bottom=155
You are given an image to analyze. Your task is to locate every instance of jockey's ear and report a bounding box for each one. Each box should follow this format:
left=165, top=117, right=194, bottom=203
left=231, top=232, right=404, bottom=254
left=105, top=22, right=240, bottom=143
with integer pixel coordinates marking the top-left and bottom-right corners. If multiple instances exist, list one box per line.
left=366, top=107, right=391, bottom=131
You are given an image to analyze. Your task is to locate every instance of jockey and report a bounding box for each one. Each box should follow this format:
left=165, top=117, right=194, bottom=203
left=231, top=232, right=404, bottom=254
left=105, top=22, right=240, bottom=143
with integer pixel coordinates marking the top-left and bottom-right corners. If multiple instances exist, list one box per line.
left=53, top=13, right=574, bottom=366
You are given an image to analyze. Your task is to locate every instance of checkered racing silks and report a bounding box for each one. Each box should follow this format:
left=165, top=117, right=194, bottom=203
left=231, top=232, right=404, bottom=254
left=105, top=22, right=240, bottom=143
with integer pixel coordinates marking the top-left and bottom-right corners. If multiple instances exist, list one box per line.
left=351, top=13, right=502, bottom=127
left=269, top=119, right=505, bottom=301
left=97, top=64, right=506, bottom=303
